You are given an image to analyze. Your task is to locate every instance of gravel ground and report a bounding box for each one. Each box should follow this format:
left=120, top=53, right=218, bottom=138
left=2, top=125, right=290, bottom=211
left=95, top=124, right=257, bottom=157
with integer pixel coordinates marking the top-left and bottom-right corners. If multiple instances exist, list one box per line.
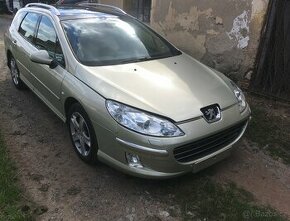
left=0, top=15, right=289, bottom=220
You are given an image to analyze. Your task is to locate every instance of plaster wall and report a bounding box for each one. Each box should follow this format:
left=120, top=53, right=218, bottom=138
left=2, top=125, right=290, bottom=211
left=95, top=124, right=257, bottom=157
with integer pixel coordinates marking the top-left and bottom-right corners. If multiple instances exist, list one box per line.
left=150, top=0, right=268, bottom=79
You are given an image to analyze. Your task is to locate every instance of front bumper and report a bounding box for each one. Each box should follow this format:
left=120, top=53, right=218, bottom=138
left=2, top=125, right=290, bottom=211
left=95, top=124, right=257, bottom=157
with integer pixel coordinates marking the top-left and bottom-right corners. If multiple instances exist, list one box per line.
left=94, top=103, right=251, bottom=179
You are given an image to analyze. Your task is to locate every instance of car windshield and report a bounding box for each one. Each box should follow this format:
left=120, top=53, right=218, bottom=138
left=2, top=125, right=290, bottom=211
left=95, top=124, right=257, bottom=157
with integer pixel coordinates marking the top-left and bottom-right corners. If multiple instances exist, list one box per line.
left=62, top=16, right=181, bottom=66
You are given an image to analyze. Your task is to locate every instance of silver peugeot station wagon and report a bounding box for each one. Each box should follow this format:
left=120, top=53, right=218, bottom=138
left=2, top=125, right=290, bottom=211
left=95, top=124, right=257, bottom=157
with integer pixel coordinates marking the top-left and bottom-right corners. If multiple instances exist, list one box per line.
left=4, top=3, right=251, bottom=178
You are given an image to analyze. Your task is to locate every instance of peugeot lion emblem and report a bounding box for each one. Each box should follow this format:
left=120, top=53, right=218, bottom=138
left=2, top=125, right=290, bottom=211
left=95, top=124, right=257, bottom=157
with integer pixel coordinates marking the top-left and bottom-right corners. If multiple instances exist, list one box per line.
left=200, top=104, right=221, bottom=123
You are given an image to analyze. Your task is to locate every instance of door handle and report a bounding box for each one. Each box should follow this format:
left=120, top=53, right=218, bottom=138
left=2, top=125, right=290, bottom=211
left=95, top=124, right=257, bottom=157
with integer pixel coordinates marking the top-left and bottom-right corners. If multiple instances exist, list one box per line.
left=12, top=40, right=17, bottom=45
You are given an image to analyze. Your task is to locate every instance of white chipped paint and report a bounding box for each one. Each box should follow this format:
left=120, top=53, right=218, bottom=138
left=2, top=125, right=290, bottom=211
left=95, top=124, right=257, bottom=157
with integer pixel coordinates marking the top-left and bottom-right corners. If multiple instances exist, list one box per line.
left=227, top=10, right=250, bottom=49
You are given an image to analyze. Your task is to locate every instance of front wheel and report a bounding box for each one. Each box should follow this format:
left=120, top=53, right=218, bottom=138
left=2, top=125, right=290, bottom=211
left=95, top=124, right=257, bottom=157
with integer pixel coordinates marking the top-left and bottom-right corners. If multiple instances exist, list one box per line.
left=9, top=56, right=26, bottom=89
left=68, top=103, right=98, bottom=164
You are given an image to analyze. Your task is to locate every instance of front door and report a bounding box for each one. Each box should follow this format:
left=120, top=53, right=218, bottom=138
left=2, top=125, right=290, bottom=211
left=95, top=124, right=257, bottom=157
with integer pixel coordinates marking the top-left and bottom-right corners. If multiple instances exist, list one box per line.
left=31, top=15, right=67, bottom=115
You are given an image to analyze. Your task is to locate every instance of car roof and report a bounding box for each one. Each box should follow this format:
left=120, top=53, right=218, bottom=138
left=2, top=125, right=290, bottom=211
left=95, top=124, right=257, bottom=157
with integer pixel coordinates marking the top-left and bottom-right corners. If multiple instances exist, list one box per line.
left=25, top=3, right=127, bottom=20
left=56, top=6, right=123, bottom=20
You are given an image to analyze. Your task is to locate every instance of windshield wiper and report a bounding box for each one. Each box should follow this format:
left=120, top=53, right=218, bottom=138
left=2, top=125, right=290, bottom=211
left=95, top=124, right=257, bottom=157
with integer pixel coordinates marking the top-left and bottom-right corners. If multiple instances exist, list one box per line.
left=119, top=56, right=152, bottom=64
left=118, top=54, right=176, bottom=65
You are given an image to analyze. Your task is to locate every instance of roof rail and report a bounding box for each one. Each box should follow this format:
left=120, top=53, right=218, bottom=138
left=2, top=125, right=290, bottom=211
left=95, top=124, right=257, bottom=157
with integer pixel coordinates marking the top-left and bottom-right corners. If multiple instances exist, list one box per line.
left=76, top=3, right=126, bottom=14
left=26, top=3, right=60, bottom=16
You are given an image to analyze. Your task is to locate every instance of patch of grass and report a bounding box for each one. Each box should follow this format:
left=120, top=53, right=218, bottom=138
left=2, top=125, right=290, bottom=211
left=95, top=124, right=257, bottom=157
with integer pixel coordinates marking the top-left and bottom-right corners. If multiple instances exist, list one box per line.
left=178, top=178, right=284, bottom=221
left=139, top=171, right=287, bottom=220
left=0, top=132, right=33, bottom=221
left=154, top=175, right=286, bottom=221
left=245, top=105, right=290, bottom=164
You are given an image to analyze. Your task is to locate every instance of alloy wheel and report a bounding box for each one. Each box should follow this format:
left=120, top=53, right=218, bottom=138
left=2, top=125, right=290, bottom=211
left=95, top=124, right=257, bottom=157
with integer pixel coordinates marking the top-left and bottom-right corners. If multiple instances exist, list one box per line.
left=10, top=58, right=19, bottom=85
left=70, top=112, right=92, bottom=157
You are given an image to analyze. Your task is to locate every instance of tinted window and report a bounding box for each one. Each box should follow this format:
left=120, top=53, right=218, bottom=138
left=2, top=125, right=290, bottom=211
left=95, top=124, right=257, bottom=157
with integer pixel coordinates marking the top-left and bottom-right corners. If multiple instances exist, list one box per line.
left=62, top=17, right=181, bottom=66
left=35, top=16, right=65, bottom=67
left=18, top=12, right=39, bottom=43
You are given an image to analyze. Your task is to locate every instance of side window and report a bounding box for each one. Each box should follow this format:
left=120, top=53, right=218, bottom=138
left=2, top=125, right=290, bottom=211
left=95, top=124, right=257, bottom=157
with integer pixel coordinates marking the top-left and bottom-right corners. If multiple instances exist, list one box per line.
left=12, top=11, right=27, bottom=29
left=18, top=12, right=40, bottom=43
left=35, top=16, right=65, bottom=68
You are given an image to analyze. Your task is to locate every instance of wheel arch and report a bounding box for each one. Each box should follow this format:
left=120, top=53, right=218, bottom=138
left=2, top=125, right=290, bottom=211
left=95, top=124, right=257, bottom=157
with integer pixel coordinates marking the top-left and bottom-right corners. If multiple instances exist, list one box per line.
left=6, top=50, right=13, bottom=68
left=64, top=97, right=80, bottom=120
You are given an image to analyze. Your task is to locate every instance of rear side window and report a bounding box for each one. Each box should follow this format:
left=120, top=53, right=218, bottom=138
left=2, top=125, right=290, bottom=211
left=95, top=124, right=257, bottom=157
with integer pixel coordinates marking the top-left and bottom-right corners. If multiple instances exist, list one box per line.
left=12, top=11, right=27, bottom=28
left=18, top=12, right=40, bottom=43
left=35, top=16, right=65, bottom=68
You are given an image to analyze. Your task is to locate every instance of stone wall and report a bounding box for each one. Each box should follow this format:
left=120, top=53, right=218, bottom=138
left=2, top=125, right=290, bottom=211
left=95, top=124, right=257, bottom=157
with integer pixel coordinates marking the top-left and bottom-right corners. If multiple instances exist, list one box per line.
left=100, top=0, right=269, bottom=79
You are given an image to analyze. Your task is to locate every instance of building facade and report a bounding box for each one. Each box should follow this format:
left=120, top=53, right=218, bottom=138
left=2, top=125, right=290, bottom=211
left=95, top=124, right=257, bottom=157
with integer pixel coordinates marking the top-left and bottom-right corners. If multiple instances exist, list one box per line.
left=100, top=0, right=269, bottom=79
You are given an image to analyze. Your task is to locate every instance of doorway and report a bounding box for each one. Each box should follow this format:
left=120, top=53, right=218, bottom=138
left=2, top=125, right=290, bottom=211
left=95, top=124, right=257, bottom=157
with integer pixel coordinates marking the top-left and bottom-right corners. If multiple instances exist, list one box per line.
left=250, top=0, right=290, bottom=101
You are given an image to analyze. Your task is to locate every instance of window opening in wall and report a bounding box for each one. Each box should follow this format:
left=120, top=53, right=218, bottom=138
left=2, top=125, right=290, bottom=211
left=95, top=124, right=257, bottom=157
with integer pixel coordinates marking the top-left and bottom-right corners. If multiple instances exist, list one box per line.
left=124, top=0, right=152, bottom=23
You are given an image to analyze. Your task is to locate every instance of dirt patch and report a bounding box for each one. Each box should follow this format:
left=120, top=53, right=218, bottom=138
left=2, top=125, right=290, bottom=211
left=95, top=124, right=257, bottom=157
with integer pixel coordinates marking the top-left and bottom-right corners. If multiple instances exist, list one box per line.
left=0, top=16, right=289, bottom=220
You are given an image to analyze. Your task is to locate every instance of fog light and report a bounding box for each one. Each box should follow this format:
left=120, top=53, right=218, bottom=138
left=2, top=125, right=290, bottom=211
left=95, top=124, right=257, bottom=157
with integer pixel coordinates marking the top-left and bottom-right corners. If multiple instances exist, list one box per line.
left=126, top=153, right=143, bottom=168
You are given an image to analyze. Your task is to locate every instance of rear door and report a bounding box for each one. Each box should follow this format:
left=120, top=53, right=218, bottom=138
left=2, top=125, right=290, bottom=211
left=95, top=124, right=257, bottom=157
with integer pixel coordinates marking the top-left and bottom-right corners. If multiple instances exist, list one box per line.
left=15, top=12, right=40, bottom=87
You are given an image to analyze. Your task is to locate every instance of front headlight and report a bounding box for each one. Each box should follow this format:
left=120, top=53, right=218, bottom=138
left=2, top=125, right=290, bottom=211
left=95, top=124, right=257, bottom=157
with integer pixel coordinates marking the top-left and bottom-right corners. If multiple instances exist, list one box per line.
left=230, top=81, right=247, bottom=112
left=106, top=100, right=184, bottom=137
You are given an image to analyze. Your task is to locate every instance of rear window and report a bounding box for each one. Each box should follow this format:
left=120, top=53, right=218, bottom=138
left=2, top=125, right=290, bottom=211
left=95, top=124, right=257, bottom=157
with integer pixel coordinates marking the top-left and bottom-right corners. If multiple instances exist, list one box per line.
left=62, top=16, right=181, bottom=66
left=18, top=12, right=40, bottom=43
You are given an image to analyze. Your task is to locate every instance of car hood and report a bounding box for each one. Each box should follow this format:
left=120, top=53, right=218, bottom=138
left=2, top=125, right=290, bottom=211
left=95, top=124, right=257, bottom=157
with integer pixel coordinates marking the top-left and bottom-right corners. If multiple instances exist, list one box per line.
left=76, top=54, right=237, bottom=122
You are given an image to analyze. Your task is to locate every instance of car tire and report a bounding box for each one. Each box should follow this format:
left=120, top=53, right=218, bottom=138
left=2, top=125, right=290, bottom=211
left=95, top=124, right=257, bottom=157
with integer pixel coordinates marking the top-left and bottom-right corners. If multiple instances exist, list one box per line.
left=9, top=56, right=26, bottom=90
left=67, top=103, right=98, bottom=164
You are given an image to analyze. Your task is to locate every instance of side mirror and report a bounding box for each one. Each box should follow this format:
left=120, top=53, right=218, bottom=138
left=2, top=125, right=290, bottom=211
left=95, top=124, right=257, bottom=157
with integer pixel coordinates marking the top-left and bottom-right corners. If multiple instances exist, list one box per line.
left=30, top=50, right=57, bottom=68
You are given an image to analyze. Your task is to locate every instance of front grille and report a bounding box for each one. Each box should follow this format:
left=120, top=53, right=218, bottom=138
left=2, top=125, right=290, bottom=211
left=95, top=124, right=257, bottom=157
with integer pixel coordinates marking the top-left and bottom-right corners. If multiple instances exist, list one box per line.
left=173, top=121, right=247, bottom=163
